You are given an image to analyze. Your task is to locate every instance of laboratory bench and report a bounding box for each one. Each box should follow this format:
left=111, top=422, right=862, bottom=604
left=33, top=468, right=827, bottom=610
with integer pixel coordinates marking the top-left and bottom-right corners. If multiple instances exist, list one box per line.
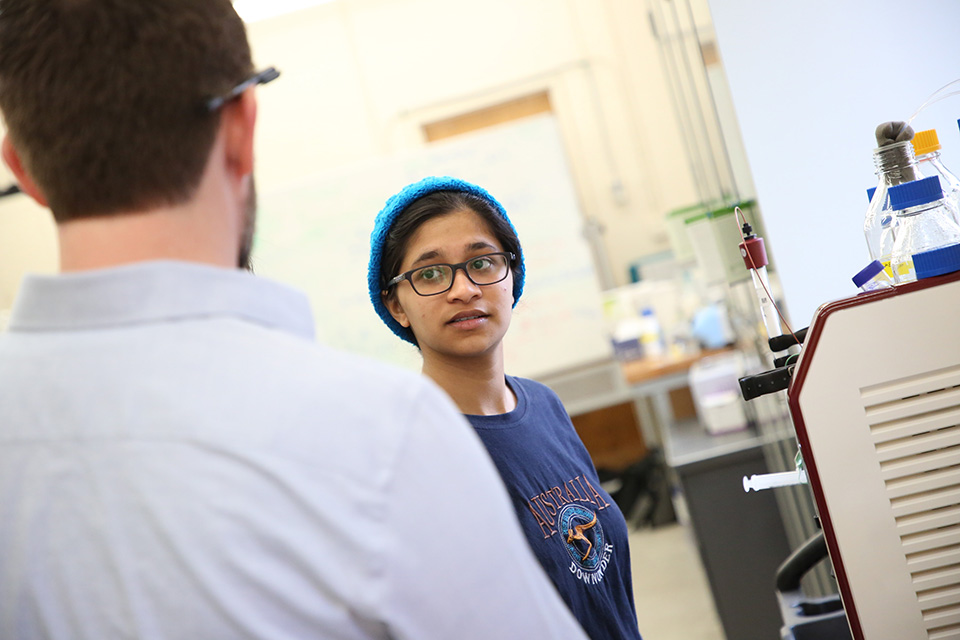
left=538, top=348, right=734, bottom=470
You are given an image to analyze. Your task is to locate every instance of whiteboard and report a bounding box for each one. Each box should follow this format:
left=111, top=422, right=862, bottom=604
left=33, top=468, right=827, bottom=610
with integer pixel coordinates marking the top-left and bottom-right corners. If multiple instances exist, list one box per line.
left=252, top=114, right=612, bottom=377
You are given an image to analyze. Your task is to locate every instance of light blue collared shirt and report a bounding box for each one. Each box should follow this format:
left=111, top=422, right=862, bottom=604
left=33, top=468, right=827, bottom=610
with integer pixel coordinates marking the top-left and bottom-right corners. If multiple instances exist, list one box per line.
left=0, top=261, right=588, bottom=640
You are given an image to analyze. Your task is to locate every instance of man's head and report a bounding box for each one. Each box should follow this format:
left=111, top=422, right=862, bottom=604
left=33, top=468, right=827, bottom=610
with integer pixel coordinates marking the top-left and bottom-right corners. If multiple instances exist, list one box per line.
left=0, top=0, right=253, bottom=223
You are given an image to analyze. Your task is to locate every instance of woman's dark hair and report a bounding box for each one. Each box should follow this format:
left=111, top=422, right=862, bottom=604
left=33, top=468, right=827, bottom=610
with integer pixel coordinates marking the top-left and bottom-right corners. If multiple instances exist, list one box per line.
left=380, top=190, right=523, bottom=302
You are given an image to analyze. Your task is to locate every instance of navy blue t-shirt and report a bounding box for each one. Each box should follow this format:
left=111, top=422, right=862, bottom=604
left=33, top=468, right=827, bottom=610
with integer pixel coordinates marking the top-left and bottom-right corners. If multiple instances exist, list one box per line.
left=465, top=376, right=643, bottom=640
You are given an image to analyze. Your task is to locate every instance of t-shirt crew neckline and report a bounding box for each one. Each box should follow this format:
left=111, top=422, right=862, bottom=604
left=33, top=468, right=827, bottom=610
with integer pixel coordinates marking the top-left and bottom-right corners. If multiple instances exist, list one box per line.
left=463, top=376, right=528, bottom=429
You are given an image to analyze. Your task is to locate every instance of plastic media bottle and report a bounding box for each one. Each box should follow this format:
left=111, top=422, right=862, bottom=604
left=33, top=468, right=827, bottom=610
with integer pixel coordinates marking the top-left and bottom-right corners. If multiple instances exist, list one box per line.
left=888, top=176, right=960, bottom=283
left=637, top=307, right=665, bottom=358
left=864, top=141, right=923, bottom=274
left=912, top=129, right=960, bottom=225
left=852, top=260, right=894, bottom=292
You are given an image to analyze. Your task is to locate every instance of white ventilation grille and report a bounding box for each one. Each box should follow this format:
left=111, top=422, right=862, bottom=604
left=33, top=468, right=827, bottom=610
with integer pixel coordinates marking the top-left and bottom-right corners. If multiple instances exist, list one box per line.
left=862, top=365, right=960, bottom=639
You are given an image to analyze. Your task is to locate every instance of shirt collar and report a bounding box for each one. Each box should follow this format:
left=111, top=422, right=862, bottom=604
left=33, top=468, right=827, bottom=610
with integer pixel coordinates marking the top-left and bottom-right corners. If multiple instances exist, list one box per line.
left=7, top=260, right=316, bottom=340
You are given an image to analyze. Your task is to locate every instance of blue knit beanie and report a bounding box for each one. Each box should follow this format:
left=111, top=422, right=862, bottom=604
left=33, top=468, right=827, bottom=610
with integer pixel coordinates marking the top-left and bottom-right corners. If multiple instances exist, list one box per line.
left=368, top=176, right=525, bottom=345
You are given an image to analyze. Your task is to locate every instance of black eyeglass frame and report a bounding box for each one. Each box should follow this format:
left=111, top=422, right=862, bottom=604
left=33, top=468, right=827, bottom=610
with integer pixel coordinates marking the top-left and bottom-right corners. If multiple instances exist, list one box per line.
left=205, top=67, right=281, bottom=113
left=386, top=251, right=517, bottom=297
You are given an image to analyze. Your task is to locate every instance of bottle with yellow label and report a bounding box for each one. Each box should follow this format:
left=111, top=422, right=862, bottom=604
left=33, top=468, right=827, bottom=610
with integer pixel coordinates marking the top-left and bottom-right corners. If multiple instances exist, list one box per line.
left=889, top=176, right=960, bottom=283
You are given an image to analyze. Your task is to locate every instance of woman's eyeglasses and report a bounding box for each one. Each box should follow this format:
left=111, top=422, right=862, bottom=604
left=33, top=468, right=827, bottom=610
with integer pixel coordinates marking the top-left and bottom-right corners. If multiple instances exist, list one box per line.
left=387, top=252, right=515, bottom=296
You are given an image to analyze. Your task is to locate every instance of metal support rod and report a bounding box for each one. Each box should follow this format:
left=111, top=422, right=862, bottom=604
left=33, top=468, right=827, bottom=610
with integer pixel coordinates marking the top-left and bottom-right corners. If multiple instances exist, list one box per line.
left=680, top=0, right=741, bottom=203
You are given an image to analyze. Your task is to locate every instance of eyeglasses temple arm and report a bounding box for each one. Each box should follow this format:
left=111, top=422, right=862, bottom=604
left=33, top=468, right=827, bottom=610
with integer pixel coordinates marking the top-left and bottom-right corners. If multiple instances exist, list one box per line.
left=205, top=67, right=281, bottom=113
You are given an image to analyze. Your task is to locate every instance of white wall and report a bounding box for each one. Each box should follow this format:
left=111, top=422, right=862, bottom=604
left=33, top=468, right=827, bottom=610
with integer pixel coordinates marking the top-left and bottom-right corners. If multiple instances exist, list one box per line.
left=0, top=0, right=702, bottom=318
left=247, top=0, right=698, bottom=284
left=0, top=162, right=57, bottom=312
left=708, top=0, right=960, bottom=326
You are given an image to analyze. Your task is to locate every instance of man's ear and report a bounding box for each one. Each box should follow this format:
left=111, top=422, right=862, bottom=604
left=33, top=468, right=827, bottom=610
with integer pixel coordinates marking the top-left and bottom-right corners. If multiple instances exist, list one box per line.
left=2, top=135, right=48, bottom=207
left=221, top=88, right=257, bottom=180
left=383, top=292, right=411, bottom=329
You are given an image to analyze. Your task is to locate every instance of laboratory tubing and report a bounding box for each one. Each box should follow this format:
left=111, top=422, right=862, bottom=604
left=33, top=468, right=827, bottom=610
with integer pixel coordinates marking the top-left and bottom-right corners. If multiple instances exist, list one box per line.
left=864, top=141, right=922, bottom=273
left=888, top=176, right=960, bottom=283
left=912, top=129, right=960, bottom=225
left=852, top=260, right=894, bottom=292
left=737, top=222, right=781, bottom=340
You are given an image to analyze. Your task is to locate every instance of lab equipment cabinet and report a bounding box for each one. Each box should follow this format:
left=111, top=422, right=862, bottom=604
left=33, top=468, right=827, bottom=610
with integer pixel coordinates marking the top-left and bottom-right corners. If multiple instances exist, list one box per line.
left=666, top=419, right=793, bottom=640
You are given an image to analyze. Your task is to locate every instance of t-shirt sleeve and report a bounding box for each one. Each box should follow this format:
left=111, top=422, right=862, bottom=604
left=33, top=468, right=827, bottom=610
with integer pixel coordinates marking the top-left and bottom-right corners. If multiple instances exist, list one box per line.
left=375, top=381, right=589, bottom=640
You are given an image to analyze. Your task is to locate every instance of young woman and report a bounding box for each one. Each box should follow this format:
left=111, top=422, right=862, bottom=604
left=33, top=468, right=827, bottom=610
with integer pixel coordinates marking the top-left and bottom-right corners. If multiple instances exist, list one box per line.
left=368, top=176, right=643, bottom=639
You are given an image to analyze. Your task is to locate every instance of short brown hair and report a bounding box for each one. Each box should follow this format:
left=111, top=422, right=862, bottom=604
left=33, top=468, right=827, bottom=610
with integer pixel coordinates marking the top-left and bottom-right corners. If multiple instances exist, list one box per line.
left=0, top=0, right=253, bottom=221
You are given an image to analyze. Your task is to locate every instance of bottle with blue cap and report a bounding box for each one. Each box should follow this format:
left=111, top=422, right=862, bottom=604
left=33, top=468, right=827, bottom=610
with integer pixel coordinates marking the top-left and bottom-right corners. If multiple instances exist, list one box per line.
left=638, top=307, right=665, bottom=358
left=863, top=125, right=923, bottom=273
left=888, top=175, right=960, bottom=283
left=852, top=259, right=894, bottom=292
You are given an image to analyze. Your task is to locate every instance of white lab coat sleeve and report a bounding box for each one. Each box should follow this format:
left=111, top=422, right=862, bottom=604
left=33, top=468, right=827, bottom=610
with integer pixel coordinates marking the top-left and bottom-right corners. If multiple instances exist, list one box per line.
left=375, top=381, right=589, bottom=640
